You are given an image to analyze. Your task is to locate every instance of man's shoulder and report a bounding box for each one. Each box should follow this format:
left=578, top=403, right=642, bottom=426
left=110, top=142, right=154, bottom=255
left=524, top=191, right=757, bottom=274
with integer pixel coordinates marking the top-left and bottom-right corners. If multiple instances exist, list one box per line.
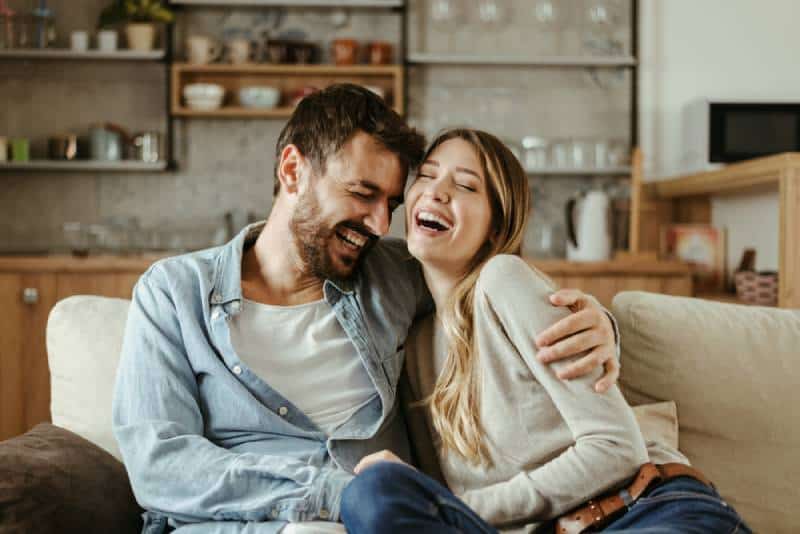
left=140, top=245, right=222, bottom=293
left=360, top=238, right=417, bottom=275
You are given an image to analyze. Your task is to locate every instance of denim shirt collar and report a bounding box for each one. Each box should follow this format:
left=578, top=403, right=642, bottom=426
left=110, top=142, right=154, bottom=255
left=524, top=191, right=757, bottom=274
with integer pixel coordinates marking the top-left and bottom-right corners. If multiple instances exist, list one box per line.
left=209, top=221, right=356, bottom=309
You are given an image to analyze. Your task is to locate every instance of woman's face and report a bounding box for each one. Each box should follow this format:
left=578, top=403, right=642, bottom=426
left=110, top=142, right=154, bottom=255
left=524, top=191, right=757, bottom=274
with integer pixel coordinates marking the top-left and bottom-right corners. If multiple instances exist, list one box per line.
left=405, top=137, right=494, bottom=273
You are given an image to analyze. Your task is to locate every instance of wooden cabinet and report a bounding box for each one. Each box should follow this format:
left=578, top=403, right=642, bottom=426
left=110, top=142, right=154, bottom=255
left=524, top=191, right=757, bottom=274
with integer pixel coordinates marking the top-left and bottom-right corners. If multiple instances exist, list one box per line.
left=532, top=259, right=693, bottom=309
left=0, top=256, right=156, bottom=441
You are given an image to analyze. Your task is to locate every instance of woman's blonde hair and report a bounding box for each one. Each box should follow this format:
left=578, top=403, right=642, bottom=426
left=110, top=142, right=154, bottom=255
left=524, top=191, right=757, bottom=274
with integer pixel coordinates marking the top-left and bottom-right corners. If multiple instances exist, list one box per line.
left=421, top=128, right=531, bottom=466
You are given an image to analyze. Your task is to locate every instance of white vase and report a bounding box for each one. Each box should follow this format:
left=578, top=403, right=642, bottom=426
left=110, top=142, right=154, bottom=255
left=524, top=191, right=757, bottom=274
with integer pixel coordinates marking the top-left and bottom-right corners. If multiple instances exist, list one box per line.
left=125, top=23, right=156, bottom=51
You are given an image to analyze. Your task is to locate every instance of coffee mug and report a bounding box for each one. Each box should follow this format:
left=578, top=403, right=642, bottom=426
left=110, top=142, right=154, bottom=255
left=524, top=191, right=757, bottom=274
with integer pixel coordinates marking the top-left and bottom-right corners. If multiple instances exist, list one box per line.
left=11, top=138, right=30, bottom=162
left=71, top=31, right=89, bottom=52
left=97, top=30, right=118, bottom=52
left=331, top=39, right=359, bottom=66
left=368, top=41, right=393, bottom=65
left=187, top=36, right=222, bottom=64
left=226, top=38, right=257, bottom=65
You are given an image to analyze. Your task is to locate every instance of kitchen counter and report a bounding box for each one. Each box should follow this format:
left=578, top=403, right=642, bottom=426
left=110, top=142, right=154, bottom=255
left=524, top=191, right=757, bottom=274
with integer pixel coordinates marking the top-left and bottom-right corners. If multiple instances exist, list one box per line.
left=0, top=254, right=168, bottom=273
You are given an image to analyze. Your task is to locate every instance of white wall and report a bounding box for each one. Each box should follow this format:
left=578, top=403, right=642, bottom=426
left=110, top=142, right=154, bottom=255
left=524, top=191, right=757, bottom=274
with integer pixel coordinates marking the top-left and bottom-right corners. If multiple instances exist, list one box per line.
left=639, top=0, right=800, bottom=273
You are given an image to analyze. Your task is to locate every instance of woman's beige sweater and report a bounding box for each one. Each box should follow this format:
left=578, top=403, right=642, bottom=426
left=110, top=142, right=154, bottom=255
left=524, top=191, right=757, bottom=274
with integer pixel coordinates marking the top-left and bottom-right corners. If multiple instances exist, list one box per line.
left=402, top=254, right=688, bottom=531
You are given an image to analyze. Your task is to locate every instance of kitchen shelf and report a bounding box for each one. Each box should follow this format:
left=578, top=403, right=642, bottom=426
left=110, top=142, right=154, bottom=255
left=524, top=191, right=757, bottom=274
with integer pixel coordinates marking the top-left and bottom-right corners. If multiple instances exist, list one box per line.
left=0, top=49, right=166, bottom=61
left=169, top=0, right=403, bottom=7
left=406, top=53, right=637, bottom=68
left=0, top=161, right=169, bottom=172
left=526, top=166, right=632, bottom=176
left=171, top=63, right=404, bottom=118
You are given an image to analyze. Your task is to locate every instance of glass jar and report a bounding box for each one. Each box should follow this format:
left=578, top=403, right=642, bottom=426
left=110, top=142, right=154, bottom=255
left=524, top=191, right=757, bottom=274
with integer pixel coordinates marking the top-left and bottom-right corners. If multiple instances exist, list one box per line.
left=570, top=139, right=595, bottom=169
left=30, top=7, right=55, bottom=48
left=521, top=136, right=549, bottom=171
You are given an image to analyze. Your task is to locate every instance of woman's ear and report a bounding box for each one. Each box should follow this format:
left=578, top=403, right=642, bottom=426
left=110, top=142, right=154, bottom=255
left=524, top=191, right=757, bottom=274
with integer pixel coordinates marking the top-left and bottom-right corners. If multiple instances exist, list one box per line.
left=277, top=144, right=306, bottom=195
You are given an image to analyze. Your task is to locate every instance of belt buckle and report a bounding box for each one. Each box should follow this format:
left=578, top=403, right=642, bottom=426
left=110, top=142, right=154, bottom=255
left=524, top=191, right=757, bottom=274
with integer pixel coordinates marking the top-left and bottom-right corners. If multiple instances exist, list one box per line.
left=587, top=500, right=605, bottom=528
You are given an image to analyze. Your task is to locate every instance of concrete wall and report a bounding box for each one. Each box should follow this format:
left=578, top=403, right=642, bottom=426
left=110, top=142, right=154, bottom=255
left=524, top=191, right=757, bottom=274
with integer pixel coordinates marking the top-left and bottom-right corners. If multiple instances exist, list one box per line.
left=1, top=0, right=632, bottom=254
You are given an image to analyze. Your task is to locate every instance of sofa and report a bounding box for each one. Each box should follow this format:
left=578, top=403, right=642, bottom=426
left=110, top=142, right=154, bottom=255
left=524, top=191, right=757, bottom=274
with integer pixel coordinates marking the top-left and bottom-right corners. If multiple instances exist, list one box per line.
left=1, top=291, right=798, bottom=533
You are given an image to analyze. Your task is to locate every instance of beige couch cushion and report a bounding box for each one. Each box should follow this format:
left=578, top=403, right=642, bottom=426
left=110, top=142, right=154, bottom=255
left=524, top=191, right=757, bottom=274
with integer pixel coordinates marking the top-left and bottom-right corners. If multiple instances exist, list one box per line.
left=46, top=295, right=131, bottom=461
left=612, top=291, right=800, bottom=534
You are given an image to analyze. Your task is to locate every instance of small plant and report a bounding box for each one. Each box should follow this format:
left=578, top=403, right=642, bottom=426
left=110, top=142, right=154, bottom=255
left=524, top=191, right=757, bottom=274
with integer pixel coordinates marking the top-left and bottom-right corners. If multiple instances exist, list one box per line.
left=99, top=0, right=175, bottom=27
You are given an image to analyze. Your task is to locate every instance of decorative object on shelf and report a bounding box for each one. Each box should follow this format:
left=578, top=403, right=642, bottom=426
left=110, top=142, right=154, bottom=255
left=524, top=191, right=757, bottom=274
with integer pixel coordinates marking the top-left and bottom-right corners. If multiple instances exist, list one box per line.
left=0, top=135, right=6, bottom=162
left=48, top=133, right=78, bottom=160
left=733, top=250, right=778, bottom=306
left=183, top=83, right=225, bottom=110
left=331, top=38, right=358, bottom=65
left=70, top=30, right=88, bottom=52
left=226, top=37, right=257, bottom=65
left=522, top=136, right=549, bottom=170
left=10, top=137, right=29, bottom=162
left=90, top=123, right=127, bottom=162
left=367, top=41, right=392, bottom=65
left=98, top=0, right=174, bottom=52
left=0, top=0, right=14, bottom=49
left=97, top=29, right=118, bottom=51
left=475, top=0, right=506, bottom=30
left=187, top=35, right=221, bottom=64
left=660, top=224, right=726, bottom=292
left=130, top=131, right=162, bottom=162
left=238, top=86, right=280, bottom=109
left=565, top=189, right=612, bottom=262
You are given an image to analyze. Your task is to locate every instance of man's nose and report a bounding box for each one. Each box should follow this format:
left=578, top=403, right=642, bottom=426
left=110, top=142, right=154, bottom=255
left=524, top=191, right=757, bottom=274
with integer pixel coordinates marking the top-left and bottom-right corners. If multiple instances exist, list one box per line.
left=365, top=201, right=390, bottom=237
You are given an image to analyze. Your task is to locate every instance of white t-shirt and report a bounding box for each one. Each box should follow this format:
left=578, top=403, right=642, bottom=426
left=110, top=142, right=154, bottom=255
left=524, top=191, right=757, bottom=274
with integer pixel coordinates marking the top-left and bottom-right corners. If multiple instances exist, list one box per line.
left=228, top=297, right=375, bottom=435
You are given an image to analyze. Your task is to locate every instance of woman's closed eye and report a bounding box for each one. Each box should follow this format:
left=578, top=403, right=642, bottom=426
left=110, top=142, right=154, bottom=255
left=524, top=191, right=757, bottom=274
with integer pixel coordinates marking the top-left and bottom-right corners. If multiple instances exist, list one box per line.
left=456, top=182, right=477, bottom=192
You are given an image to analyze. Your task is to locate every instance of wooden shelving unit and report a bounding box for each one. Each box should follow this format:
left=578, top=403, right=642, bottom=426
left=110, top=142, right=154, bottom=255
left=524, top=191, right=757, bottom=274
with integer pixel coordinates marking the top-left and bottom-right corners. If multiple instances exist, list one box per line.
left=630, top=152, right=800, bottom=308
left=526, top=166, right=632, bottom=176
left=169, top=0, right=403, bottom=6
left=171, top=63, right=404, bottom=118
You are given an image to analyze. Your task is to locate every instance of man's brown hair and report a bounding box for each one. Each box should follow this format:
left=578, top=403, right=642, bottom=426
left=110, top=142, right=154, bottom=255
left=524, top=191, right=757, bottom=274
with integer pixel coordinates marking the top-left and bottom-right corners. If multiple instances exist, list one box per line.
left=273, top=83, right=426, bottom=196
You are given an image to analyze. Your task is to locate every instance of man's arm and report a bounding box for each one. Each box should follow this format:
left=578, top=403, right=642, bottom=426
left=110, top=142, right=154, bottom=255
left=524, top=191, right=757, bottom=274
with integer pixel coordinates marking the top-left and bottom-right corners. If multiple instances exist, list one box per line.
left=112, top=267, right=352, bottom=524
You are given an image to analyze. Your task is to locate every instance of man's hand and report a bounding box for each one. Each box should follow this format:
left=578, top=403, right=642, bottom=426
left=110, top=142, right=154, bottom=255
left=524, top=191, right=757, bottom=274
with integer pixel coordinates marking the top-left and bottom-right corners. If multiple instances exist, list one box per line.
left=534, top=289, right=619, bottom=394
left=354, top=450, right=410, bottom=475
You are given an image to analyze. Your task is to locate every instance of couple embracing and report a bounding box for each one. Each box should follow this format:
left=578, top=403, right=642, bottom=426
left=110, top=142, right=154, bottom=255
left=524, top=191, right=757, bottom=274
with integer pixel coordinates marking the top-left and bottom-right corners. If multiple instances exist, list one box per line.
left=114, top=84, right=749, bottom=534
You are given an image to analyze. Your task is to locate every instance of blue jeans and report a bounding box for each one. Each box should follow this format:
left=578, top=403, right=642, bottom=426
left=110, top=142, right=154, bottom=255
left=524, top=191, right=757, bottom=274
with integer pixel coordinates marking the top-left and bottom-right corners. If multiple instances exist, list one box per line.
left=340, top=462, right=752, bottom=534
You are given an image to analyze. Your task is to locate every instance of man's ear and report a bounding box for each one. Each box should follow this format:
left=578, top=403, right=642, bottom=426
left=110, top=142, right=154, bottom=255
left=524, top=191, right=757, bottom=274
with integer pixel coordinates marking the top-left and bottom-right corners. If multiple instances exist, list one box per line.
left=277, top=144, right=307, bottom=195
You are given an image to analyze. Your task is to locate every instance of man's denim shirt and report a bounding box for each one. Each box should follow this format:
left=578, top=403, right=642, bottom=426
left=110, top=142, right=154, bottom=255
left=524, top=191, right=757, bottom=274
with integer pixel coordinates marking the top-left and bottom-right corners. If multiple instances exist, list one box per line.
left=112, top=222, right=429, bottom=533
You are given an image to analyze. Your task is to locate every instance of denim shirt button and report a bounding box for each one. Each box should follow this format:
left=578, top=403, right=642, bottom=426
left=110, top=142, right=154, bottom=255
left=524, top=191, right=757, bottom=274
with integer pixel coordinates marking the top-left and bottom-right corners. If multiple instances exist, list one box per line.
left=278, top=406, right=288, bottom=417
left=319, top=509, right=330, bottom=519
left=232, top=365, right=242, bottom=375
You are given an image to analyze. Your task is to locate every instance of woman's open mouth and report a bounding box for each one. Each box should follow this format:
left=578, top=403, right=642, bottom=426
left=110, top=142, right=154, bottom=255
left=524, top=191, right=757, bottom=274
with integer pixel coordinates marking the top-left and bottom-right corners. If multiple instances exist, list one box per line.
left=414, top=209, right=453, bottom=235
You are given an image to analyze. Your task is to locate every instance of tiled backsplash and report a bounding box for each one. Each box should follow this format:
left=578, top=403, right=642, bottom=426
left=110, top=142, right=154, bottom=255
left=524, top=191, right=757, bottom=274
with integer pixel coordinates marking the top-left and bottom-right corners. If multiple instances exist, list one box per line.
left=1, top=0, right=631, bottom=253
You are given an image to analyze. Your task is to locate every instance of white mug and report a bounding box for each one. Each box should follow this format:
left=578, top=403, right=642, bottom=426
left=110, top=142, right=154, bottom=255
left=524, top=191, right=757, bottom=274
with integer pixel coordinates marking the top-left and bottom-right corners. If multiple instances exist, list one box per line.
left=226, top=38, right=257, bottom=65
left=0, top=136, right=7, bottom=162
left=97, top=30, right=118, bottom=52
left=187, top=36, right=222, bottom=64
left=71, top=31, right=89, bottom=52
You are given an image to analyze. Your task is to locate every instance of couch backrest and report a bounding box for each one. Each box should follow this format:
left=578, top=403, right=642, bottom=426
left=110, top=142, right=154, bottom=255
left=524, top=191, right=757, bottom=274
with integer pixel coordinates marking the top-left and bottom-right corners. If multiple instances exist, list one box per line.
left=612, top=291, right=800, bottom=534
left=46, top=295, right=131, bottom=461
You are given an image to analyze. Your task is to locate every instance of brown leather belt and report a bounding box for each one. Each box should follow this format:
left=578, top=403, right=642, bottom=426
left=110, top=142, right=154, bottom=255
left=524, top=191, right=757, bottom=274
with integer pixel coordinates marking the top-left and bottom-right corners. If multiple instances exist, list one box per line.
left=555, top=463, right=714, bottom=534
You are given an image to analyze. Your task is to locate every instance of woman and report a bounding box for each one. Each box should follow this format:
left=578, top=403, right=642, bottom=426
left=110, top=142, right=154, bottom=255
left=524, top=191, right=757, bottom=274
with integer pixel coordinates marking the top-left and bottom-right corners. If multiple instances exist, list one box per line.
left=340, top=129, right=750, bottom=533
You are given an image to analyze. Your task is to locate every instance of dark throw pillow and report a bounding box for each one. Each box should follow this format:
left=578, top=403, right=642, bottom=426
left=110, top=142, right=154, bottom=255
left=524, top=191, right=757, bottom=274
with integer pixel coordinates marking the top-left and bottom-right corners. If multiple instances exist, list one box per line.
left=0, top=423, right=142, bottom=534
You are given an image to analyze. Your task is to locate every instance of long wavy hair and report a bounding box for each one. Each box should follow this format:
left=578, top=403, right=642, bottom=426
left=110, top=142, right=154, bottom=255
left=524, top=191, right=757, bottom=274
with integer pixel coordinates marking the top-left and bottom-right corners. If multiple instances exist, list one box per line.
left=420, top=128, right=531, bottom=466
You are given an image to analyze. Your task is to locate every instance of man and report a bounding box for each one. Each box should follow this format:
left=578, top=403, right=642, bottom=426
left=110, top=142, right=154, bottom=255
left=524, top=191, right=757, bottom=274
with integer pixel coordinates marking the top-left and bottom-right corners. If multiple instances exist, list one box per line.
left=113, top=84, right=619, bottom=533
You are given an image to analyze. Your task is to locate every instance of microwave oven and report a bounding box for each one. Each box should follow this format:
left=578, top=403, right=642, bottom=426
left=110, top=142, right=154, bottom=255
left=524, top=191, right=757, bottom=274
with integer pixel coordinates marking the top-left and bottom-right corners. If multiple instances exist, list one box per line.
left=684, top=99, right=800, bottom=170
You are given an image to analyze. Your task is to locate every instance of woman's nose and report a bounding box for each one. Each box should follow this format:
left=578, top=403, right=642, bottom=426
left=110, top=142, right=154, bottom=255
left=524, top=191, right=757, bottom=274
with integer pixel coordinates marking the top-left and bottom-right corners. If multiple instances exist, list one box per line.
left=424, top=179, right=451, bottom=203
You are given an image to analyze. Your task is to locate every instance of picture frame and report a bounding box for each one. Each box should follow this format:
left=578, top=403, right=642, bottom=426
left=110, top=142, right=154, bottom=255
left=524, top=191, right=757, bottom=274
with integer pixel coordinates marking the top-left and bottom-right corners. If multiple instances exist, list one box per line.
left=659, top=224, right=726, bottom=292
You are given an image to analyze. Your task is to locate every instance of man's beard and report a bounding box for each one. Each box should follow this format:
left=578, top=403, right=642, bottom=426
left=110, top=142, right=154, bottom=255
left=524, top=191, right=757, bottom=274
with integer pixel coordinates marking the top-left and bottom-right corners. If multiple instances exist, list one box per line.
left=289, top=186, right=375, bottom=282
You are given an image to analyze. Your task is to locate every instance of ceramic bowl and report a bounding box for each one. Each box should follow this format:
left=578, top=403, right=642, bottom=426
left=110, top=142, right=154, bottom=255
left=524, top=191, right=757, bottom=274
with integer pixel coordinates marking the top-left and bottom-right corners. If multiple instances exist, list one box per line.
left=186, top=96, right=223, bottom=111
left=183, top=83, right=224, bottom=100
left=238, top=86, right=281, bottom=109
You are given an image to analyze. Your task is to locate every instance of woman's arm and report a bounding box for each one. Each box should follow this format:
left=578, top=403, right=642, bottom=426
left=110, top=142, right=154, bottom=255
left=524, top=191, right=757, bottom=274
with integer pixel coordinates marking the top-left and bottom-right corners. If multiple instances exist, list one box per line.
left=459, top=255, right=649, bottom=526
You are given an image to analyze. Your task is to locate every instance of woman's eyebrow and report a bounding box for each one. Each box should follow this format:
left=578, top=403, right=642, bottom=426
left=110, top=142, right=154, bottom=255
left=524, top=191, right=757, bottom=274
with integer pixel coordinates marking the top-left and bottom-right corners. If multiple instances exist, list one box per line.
left=455, top=166, right=481, bottom=179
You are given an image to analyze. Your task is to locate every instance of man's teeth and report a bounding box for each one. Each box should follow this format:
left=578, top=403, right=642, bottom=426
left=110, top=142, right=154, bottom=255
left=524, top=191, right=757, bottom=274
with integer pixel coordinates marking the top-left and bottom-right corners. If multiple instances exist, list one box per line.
left=338, top=228, right=368, bottom=248
left=417, top=211, right=451, bottom=230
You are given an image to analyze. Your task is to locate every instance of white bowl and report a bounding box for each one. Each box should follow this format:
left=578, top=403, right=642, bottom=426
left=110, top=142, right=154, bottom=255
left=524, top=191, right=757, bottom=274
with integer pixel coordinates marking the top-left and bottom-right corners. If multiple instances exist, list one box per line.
left=238, top=86, right=281, bottom=109
left=186, top=96, right=223, bottom=111
left=183, top=83, right=225, bottom=100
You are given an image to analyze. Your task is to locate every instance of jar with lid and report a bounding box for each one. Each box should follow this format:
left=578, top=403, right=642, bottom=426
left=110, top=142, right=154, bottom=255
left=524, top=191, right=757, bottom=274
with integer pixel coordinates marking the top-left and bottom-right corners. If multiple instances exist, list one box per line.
left=521, top=136, right=549, bottom=171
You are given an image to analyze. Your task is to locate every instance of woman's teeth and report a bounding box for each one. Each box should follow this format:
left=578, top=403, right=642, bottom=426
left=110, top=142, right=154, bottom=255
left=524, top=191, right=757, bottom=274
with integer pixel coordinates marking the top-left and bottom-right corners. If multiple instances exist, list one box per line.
left=417, top=211, right=452, bottom=231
